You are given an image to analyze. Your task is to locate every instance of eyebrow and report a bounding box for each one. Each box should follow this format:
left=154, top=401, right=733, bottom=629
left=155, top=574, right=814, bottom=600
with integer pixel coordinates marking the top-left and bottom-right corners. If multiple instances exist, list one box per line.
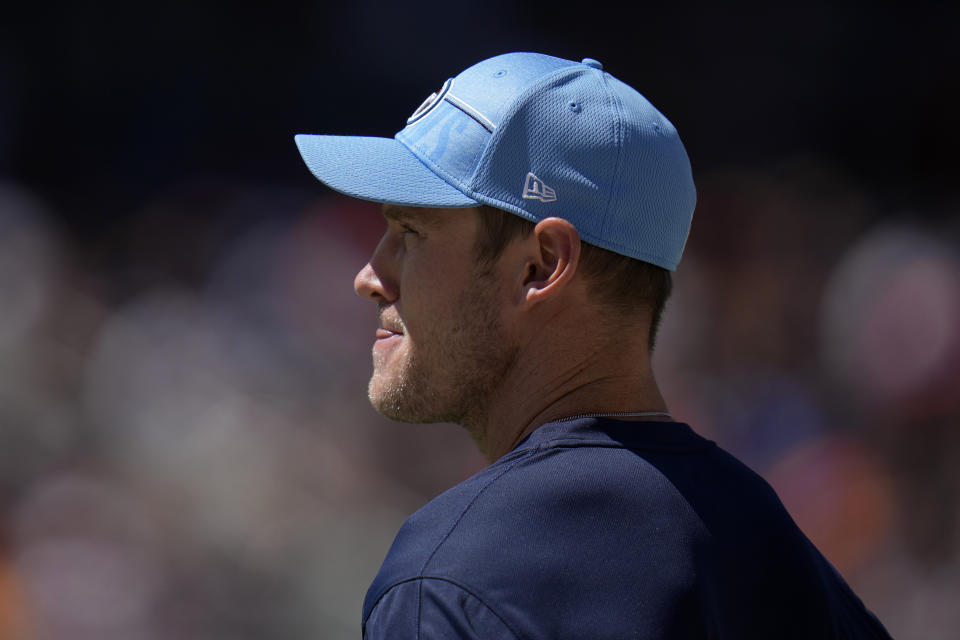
left=382, top=205, right=433, bottom=226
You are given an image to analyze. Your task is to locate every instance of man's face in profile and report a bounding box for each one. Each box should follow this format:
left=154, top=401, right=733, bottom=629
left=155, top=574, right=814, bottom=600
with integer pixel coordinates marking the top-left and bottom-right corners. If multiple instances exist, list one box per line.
left=353, top=206, right=517, bottom=427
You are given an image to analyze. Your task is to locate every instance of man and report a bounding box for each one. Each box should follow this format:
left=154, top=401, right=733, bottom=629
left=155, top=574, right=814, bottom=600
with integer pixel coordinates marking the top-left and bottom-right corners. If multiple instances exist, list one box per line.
left=295, top=53, right=892, bottom=639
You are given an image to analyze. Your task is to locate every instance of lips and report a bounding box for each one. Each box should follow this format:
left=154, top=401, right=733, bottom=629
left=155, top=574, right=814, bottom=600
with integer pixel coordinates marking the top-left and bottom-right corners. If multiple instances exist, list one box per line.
left=376, top=307, right=406, bottom=339
left=373, top=324, right=404, bottom=357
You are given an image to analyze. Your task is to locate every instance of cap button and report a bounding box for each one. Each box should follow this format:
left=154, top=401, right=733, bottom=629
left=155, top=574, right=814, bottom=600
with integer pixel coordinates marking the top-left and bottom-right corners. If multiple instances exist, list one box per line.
left=581, top=58, right=603, bottom=70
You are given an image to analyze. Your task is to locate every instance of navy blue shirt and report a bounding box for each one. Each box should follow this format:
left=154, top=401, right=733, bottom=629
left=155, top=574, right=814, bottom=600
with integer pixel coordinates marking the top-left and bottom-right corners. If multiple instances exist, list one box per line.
left=362, top=418, right=892, bottom=638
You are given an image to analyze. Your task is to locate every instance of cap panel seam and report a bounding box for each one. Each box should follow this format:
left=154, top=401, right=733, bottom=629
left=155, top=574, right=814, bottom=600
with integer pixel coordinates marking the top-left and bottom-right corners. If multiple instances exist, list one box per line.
left=397, top=125, right=545, bottom=222
left=598, top=71, right=626, bottom=244
left=469, top=65, right=588, bottom=193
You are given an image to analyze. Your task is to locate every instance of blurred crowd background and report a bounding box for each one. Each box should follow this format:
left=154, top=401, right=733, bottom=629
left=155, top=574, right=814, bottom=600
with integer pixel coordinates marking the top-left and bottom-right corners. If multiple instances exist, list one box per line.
left=1, top=1, right=958, bottom=638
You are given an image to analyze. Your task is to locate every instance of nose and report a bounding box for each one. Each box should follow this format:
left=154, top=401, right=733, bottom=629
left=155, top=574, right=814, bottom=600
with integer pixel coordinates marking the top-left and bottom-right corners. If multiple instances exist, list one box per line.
left=354, top=262, right=390, bottom=302
left=354, top=229, right=400, bottom=303
left=354, top=242, right=400, bottom=303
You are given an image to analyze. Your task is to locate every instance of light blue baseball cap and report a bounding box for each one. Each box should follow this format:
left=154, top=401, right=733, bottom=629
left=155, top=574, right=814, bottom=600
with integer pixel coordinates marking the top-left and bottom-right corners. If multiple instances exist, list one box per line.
left=295, top=52, right=696, bottom=270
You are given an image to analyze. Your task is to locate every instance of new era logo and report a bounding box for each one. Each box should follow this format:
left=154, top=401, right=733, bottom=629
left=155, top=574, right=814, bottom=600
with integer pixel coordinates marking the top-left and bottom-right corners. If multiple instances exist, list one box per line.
left=522, top=172, right=557, bottom=203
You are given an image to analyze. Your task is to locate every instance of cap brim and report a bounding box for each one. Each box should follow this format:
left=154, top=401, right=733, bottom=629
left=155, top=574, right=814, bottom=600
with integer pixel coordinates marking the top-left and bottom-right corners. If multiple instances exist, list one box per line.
left=294, top=134, right=479, bottom=208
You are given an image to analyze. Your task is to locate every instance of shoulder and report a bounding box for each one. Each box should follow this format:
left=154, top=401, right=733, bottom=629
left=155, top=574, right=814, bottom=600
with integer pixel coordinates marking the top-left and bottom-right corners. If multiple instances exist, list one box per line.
left=362, top=454, right=532, bottom=620
left=364, top=430, right=710, bottom=635
left=363, top=419, right=896, bottom=639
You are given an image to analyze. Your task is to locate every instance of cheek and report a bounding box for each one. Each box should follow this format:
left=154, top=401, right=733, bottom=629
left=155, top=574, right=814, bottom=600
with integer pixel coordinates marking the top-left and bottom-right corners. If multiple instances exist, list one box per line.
left=397, top=239, right=482, bottom=329
left=401, top=268, right=461, bottom=321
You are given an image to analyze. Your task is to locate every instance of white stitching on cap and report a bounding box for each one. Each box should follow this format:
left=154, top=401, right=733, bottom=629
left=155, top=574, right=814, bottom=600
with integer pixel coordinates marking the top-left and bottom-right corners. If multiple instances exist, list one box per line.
left=444, top=93, right=497, bottom=133
left=522, top=172, right=557, bottom=203
left=407, top=78, right=453, bottom=126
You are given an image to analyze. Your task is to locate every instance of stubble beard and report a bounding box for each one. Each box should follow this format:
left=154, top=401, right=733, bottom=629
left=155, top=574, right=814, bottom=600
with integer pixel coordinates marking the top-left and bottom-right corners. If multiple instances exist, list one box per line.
left=367, top=279, right=517, bottom=430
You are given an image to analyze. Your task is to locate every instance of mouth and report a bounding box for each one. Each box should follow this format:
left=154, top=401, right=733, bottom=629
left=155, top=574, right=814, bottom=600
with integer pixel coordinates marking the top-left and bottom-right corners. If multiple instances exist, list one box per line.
left=376, top=306, right=406, bottom=341
left=373, top=325, right=404, bottom=357
left=375, top=328, right=403, bottom=340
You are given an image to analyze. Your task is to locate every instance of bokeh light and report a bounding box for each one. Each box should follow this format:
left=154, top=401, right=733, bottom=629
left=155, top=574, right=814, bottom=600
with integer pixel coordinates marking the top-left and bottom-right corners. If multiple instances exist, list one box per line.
left=2, top=4, right=958, bottom=637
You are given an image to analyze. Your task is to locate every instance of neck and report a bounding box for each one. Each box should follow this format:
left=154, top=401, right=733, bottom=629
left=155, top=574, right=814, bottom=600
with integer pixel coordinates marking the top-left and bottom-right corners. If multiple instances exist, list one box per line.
left=464, top=340, right=669, bottom=463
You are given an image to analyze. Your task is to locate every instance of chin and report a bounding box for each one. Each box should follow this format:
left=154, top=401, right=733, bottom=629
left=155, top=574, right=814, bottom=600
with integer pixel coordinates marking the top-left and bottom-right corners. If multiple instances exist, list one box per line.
left=368, top=369, right=417, bottom=423
left=367, top=366, right=454, bottom=425
left=367, top=371, right=396, bottom=410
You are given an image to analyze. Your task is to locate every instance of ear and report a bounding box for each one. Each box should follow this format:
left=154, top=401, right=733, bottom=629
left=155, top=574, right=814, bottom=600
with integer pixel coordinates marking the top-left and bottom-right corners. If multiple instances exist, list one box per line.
left=522, top=217, right=581, bottom=306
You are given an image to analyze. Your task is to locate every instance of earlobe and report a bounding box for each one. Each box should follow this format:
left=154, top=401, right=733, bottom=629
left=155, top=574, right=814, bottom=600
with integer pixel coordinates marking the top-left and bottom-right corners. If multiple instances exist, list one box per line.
left=522, top=217, right=581, bottom=304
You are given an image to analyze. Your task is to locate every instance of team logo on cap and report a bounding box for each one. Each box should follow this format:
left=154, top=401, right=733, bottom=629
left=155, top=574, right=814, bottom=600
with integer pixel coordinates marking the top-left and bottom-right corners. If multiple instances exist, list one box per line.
left=522, top=172, right=557, bottom=203
left=407, top=78, right=453, bottom=126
